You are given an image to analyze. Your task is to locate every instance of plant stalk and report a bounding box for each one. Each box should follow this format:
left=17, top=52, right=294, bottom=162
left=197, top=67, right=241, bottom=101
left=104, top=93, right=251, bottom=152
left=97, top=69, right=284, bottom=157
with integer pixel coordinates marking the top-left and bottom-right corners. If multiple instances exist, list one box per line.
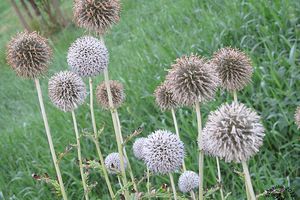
left=147, top=168, right=150, bottom=199
left=34, top=79, right=68, bottom=200
left=190, top=190, right=196, bottom=200
left=216, top=157, right=225, bottom=200
left=169, top=173, right=177, bottom=200
left=242, top=161, right=256, bottom=200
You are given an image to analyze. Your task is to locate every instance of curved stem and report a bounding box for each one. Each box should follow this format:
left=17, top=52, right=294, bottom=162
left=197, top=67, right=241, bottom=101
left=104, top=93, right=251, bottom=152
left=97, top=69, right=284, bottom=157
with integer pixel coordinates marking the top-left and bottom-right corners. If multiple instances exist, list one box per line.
left=71, top=111, right=89, bottom=200
left=242, top=161, right=256, bottom=200
left=34, top=79, right=68, bottom=200
left=89, top=78, right=115, bottom=199
left=216, top=157, right=225, bottom=200
left=169, top=173, right=177, bottom=200
left=190, top=190, right=196, bottom=200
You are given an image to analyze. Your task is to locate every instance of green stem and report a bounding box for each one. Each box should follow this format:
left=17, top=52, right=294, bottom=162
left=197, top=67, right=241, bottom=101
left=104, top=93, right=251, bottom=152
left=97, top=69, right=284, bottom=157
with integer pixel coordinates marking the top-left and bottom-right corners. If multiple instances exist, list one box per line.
left=190, top=190, right=196, bottom=200
left=233, top=90, right=238, bottom=103
left=242, top=161, right=256, bottom=200
left=169, top=173, right=177, bottom=200
left=216, top=157, right=225, bottom=200
left=89, top=78, right=115, bottom=199
left=147, top=168, right=150, bottom=199
left=34, top=79, right=68, bottom=200
left=71, top=111, right=89, bottom=200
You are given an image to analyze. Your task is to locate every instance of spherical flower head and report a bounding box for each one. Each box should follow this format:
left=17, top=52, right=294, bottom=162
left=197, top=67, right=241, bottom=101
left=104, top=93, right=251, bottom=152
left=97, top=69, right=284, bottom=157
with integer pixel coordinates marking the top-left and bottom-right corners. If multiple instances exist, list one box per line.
left=143, top=130, right=184, bottom=174
left=6, top=31, right=52, bottom=79
left=105, top=152, right=127, bottom=174
left=74, top=0, right=120, bottom=34
left=178, top=171, right=199, bottom=193
left=96, top=80, right=125, bottom=109
left=212, top=47, right=253, bottom=91
left=294, top=106, right=300, bottom=129
left=202, top=102, right=265, bottom=163
left=48, top=71, right=87, bottom=112
left=132, top=137, right=147, bottom=160
left=166, top=55, right=220, bottom=106
left=67, top=36, right=108, bottom=77
left=154, top=82, right=177, bottom=111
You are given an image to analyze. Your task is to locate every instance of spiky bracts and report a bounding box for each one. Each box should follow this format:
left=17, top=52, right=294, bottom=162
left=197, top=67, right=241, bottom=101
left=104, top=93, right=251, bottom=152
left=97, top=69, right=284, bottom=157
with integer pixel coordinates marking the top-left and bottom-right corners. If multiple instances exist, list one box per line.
left=6, top=31, right=52, bottom=79
left=132, top=137, right=147, bottom=160
left=178, top=171, right=199, bottom=193
left=105, top=152, right=127, bottom=174
left=48, top=71, right=87, bottom=112
left=294, top=106, right=300, bottom=129
left=166, top=55, right=219, bottom=106
left=67, top=36, right=109, bottom=77
left=212, top=47, right=253, bottom=91
left=96, top=80, right=125, bottom=109
left=74, top=0, right=121, bottom=34
left=143, top=130, right=184, bottom=174
left=202, top=102, right=265, bottom=163
left=154, top=82, right=177, bottom=111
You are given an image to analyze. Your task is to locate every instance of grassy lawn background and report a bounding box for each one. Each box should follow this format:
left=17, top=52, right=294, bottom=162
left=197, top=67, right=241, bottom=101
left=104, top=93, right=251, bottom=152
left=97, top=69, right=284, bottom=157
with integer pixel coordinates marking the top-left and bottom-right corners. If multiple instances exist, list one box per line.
left=0, top=0, right=299, bottom=199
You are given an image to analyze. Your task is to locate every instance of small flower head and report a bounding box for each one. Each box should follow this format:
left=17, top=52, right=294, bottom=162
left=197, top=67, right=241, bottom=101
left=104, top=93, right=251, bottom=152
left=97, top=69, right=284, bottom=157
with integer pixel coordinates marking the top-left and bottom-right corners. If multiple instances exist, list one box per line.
left=294, top=106, right=300, bottom=129
left=154, top=82, right=177, bottom=111
left=67, top=36, right=109, bottom=77
left=74, top=0, right=121, bottom=34
left=105, top=152, right=127, bottom=174
left=178, top=171, right=199, bottom=193
left=166, top=55, right=219, bottom=106
left=212, top=47, right=253, bottom=91
left=48, top=71, right=87, bottom=112
left=96, top=80, right=125, bottom=109
left=132, top=137, right=147, bottom=160
left=6, top=31, right=52, bottom=79
left=143, top=130, right=184, bottom=174
left=202, top=102, right=265, bottom=163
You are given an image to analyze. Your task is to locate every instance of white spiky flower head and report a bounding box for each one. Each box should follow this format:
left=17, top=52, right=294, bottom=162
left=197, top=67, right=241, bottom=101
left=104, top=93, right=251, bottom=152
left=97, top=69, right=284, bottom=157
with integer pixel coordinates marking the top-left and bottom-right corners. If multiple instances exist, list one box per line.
left=178, top=171, right=199, bottom=193
left=144, top=130, right=184, bottom=174
left=132, top=137, right=147, bottom=160
left=48, top=71, right=87, bottom=112
left=104, top=152, right=127, bottom=174
left=67, top=36, right=108, bottom=77
left=201, top=102, right=265, bottom=163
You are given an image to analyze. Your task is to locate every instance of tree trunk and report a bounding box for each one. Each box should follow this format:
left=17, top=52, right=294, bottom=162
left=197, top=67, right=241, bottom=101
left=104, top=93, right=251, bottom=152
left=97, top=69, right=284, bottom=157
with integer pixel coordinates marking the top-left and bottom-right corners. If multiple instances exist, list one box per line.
left=10, top=0, right=31, bottom=31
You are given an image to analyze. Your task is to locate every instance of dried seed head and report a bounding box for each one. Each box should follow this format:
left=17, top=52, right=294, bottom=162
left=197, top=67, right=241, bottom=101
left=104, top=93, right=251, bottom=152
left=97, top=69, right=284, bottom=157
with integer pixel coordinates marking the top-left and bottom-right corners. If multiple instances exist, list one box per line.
left=178, top=171, right=199, bottom=193
left=48, top=71, right=87, bottom=112
left=166, top=55, right=219, bottom=106
left=96, top=80, right=125, bottom=109
left=6, top=31, right=52, bottom=79
left=67, top=36, right=109, bottom=77
left=132, top=137, right=147, bottom=160
left=212, top=47, right=253, bottom=91
left=201, top=102, right=265, bottom=163
left=74, top=0, right=121, bottom=34
left=144, top=130, right=184, bottom=174
left=154, top=82, right=177, bottom=111
left=104, top=152, right=127, bottom=174
left=294, top=106, right=300, bottom=129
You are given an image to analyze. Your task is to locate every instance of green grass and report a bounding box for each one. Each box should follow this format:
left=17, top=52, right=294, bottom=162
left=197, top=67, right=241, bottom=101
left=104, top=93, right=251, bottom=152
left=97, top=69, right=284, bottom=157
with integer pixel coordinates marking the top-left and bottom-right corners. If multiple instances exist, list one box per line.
left=0, top=0, right=300, bottom=199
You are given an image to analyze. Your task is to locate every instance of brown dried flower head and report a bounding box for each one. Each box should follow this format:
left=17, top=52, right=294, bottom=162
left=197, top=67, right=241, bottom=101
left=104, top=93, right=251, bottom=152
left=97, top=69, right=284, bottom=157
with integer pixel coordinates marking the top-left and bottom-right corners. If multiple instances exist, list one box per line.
left=74, top=0, right=121, bottom=34
left=154, top=82, right=177, bottom=111
left=166, top=55, right=220, bottom=106
left=294, top=106, right=300, bottom=129
left=212, top=47, right=253, bottom=91
left=6, top=31, right=52, bottom=79
left=96, top=80, right=125, bottom=109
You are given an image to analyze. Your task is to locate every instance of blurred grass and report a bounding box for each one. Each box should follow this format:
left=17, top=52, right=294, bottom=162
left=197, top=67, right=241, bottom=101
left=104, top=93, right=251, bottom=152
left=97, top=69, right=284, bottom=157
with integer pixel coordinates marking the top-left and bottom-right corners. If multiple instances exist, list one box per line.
left=0, top=0, right=300, bottom=199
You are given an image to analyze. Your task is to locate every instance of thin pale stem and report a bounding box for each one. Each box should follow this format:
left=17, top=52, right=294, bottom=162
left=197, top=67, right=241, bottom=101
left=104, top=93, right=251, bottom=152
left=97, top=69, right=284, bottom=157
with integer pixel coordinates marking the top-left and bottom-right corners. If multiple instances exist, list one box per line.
left=169, top=173, right=177, bottom=200
left=195, top=101, right=204, bottom=200
left=233, top=90, right=238, bottom=103
left=171, top=108, right=187, bottom=171
left=34, top=79, right=68, bottom=200
left=104, top=69, right=129, bottom=199
left=216, top=157, right=225, bottom=200
left=117, top=176, right=123, bottom=188
left=242, top=161, right=256, bottom=200
left=245, top=182, right=251, bottom=200
left=190, top=190, right=196, bottom=200
left=147, top=168, right=150, bottom=199
left=71, top=111, right=89, bottom=200
left=89, top=78, right=115, bottom=199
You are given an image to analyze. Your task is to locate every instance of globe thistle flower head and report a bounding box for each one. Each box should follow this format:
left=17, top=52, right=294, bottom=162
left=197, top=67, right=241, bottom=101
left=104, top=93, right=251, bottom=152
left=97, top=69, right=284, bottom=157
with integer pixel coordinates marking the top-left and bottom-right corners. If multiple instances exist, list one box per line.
left=143, top=130, right=184, bottom=174
left=212, top=47, right=253, bottom=91
left=6, top=31, right=52, bottom=79
left=48, top=71, right=87, bottom=112
left=132, top=137, right=147, bottom=160
left=96, top=80, right=125, bottom=109
left=74, top=0, right=121, bottom=34
left=154, top=82, right=177, bottom=111
left=105, top=152, right=127, bottom=174
left=67, top=36, right=108, bottom=77
left=166, top=54, right=220, bottom=106
left=294, top=106, right=300, bottom=129
left=178, top=171, right=199, bottom=193
left=202, top=102, right=265, bottom=163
